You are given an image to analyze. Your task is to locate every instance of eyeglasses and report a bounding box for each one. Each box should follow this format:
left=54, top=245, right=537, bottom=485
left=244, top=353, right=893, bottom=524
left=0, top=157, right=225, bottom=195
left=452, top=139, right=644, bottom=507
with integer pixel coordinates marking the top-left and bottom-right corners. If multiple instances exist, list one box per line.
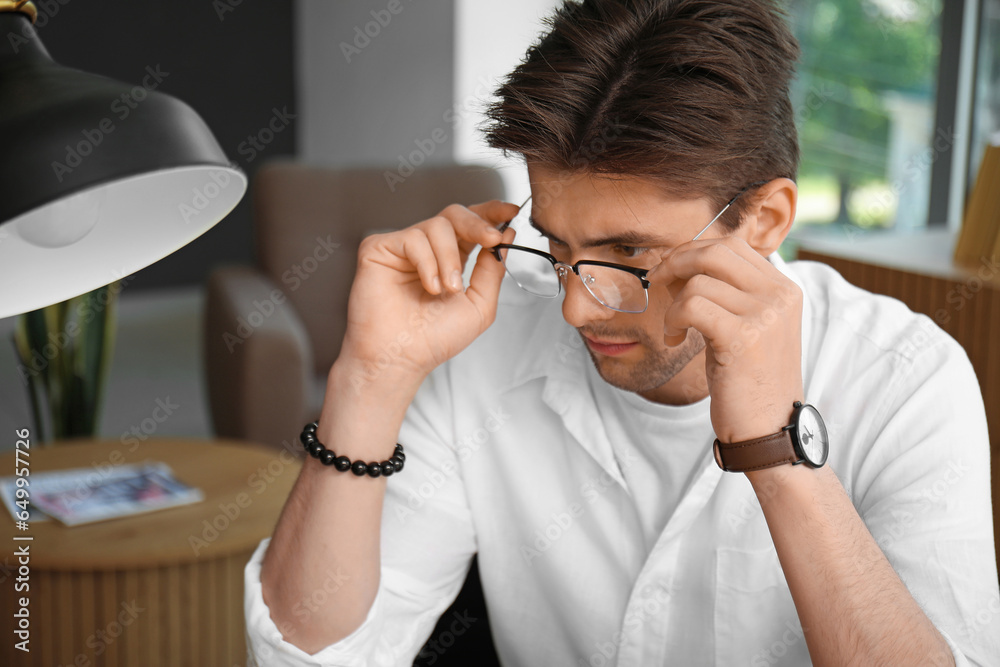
left=488, top=183, right=764, bottom=314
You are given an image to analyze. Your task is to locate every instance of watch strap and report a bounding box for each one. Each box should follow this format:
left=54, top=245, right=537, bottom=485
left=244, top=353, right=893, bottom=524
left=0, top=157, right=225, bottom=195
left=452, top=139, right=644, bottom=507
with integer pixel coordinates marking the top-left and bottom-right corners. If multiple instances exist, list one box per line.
left=712, top=428, right=799, bottom=472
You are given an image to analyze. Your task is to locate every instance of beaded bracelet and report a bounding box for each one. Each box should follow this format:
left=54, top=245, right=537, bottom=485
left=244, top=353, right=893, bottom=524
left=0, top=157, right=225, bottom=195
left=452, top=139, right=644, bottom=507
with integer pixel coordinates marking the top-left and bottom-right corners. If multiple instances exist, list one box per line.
left=299, top=421, right=405, bottom=478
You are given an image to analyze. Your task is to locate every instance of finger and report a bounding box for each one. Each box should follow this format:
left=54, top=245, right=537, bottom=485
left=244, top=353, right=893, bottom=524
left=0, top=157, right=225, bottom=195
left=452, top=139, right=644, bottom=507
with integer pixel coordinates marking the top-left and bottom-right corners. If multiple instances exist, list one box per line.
left=663, top=293, right=740, bottom=345
left=650, top=239, right=768, bottom=296
left=399, top=229, right=444, bottom=295
left=665, top=273, right=760, bottom=317
left=465, top=226, right=516, bottom=318
left=468, top=199, right=522, bottom=226
left=444, top=201, right=517, bottom=254
left=422, top=216, right=465, bottom=293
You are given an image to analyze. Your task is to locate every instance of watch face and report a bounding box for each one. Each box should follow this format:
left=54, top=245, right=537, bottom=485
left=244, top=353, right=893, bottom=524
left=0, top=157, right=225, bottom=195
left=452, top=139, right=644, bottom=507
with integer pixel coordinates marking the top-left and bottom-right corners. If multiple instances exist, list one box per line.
left=794, top=405, right=829, bottom=466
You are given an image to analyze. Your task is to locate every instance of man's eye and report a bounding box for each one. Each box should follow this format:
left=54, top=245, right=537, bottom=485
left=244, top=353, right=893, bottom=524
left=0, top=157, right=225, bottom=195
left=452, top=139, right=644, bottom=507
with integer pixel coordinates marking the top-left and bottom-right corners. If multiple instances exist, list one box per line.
left=614, top=245, right=647, bottom=258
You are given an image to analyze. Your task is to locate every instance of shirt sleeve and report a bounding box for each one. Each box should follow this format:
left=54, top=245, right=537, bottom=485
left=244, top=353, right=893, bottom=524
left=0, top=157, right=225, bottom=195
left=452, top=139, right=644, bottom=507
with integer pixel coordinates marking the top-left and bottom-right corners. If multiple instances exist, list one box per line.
left=852, top=329, right=1000, bottom=667
left=244, top=363, right=478, bottom=666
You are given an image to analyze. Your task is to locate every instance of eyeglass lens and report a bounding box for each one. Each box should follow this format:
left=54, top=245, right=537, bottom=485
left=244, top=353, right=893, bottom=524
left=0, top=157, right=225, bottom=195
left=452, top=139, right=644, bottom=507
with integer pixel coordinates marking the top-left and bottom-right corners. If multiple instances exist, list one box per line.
left=496, top=199, right=648, bottom=313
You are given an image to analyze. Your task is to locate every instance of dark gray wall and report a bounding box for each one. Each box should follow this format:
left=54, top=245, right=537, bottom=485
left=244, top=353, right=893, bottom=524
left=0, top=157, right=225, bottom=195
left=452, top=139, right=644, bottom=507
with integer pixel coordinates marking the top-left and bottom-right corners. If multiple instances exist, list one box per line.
left=297, top=0, right=455, bottom=166
left=36, top=0, right=296, bottom=290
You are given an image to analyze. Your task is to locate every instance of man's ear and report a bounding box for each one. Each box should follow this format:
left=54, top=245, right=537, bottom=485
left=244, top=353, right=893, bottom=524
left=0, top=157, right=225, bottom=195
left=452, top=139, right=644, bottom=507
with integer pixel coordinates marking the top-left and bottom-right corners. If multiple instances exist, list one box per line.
left=737, top=178, right=797, bottom=256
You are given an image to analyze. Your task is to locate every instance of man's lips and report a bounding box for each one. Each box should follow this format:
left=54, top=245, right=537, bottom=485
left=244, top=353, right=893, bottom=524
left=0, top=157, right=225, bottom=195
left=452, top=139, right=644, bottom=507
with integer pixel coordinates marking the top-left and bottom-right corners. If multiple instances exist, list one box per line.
left=582, top=335, right=638, bottom=356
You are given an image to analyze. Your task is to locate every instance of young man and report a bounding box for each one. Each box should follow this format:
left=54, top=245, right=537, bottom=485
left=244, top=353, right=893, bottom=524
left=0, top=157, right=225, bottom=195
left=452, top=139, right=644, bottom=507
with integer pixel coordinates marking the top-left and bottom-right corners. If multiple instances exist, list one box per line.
left=247, top=1, right=1000, bottom=665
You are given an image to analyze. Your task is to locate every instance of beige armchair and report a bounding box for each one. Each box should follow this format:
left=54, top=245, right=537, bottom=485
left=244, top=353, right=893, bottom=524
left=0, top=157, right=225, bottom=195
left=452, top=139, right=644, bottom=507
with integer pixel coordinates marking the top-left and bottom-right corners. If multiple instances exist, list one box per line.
left=204, top=161, right=507, bottom=448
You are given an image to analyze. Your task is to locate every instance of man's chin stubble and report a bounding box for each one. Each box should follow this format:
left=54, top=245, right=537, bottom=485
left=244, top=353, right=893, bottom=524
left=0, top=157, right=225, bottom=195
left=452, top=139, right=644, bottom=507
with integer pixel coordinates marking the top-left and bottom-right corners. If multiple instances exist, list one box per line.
left=583, top=328, right=706, bottom=394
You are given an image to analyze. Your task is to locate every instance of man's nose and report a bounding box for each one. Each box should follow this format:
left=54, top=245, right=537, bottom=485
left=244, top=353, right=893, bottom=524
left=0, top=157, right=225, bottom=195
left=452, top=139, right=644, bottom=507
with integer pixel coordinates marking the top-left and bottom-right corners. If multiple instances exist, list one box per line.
left=561, top=271, right=614, bottom=329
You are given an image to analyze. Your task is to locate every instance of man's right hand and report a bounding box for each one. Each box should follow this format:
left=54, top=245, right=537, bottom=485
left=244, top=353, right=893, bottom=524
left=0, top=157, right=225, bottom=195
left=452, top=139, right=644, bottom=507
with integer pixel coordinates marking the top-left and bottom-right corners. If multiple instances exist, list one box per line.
left=261, top=200, right=518, bottom=654
left=337, top=199, right=519, bottom=395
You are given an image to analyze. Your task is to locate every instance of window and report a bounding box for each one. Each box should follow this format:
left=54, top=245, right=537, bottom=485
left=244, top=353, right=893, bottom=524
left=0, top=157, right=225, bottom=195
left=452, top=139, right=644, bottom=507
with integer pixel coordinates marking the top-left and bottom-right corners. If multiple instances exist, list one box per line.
left=970, top=0, right=1000, bottom=182
left=789, top=0, right=944, bottom=232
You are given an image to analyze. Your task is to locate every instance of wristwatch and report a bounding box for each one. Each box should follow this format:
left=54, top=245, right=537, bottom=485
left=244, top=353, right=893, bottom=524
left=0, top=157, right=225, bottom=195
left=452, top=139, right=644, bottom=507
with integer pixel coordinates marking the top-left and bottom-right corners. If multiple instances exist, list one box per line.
left=713, top=401, right=829, bottom=473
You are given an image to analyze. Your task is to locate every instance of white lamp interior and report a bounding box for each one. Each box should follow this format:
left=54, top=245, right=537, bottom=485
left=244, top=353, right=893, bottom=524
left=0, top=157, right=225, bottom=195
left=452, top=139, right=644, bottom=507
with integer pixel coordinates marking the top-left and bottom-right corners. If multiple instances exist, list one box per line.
left=0, top=165, right=247, bottom=319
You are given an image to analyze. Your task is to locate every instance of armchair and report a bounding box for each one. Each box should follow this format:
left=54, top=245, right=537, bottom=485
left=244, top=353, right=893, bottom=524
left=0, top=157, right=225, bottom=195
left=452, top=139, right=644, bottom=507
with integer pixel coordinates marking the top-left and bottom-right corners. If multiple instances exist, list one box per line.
left=204, top=161, right=506, bottom=448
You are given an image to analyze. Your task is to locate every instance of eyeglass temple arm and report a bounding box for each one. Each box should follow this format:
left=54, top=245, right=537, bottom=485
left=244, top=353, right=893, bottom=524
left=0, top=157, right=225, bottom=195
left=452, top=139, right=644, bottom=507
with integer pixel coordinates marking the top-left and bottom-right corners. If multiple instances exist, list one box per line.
left=496, top=195, right=532, bottom=235
left=690, top=180, right=769, bottom=241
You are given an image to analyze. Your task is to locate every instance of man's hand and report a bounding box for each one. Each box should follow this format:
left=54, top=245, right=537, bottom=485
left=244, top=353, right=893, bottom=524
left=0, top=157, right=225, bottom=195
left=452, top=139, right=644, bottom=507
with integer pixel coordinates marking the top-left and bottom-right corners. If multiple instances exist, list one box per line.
left=648, top=236, right=804, bottom=443
left=649, top=237, right=957, bottom=666
left=339, top=200, right=519, bottom=394
left=261, top=199, right=518, bottom=654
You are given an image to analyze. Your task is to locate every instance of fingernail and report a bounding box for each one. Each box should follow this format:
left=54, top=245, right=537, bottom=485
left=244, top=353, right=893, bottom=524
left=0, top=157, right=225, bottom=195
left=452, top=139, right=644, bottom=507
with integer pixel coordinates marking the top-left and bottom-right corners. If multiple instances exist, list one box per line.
left=450, top=270, right=463, bottom=291
left=432, top=276, right=442, bottom=293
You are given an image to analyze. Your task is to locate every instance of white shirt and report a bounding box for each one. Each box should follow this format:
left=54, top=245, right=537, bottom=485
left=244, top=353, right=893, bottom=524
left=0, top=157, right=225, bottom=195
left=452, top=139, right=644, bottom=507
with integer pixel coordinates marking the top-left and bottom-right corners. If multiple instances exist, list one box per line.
left=585, top=359, right=713, bottom=555
left=244, top=252, right=1000, bottom=666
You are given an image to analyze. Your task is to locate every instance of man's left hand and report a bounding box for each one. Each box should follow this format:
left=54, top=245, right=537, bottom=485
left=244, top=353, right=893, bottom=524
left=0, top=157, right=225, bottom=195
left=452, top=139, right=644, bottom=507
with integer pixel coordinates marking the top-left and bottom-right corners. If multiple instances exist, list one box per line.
left=648, top=237, right=804, bottom=444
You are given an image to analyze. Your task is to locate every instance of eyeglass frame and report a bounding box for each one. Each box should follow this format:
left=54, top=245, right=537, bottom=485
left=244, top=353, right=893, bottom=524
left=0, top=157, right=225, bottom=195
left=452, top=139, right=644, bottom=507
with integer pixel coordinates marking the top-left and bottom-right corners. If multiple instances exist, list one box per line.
left=487, top=180, right=768, bottom=314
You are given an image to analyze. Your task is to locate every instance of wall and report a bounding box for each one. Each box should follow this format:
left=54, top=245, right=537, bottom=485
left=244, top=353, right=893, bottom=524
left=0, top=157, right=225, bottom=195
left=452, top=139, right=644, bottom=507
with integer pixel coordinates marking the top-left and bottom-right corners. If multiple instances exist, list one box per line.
left=453, top=0, right=563, bottom=203
left=296, top=0, right=455, bottom=167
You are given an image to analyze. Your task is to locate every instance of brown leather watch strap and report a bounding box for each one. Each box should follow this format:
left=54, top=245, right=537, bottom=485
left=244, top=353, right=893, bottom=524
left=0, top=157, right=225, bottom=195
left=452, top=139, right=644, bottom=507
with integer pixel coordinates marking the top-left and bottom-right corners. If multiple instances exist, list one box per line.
left=712, top=428, right=799, bottom=472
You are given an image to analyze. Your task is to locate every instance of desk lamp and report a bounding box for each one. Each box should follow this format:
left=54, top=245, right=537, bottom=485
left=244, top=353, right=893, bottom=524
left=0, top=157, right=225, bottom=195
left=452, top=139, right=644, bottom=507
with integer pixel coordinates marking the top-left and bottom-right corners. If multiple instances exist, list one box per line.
left=0, top=1, right=247, bottom=319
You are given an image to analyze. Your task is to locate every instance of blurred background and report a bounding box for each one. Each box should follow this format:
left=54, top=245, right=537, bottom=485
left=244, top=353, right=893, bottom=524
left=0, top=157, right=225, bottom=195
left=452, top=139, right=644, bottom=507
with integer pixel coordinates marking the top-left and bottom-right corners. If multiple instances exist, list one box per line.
left=0, top=1, right=997, bottom=665
left=0, top=0, right=996, bottom=447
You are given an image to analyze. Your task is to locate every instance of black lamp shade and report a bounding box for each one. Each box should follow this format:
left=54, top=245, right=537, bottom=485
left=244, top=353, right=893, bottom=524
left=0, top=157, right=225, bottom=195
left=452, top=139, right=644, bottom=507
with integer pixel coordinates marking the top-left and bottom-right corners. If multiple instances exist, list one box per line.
left=0, top=12, right=246, bottom=318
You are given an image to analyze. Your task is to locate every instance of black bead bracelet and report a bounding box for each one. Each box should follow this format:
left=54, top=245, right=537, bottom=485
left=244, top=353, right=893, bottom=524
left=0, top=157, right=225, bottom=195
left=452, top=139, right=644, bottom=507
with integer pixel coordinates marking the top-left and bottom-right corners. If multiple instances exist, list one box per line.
left=299, top=421, right=405, bottom=478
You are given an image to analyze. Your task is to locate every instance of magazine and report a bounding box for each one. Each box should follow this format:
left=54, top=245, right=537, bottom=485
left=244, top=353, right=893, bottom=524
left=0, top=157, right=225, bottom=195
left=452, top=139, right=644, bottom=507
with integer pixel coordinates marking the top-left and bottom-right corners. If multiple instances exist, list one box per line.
left=0, top=462, right=203, bottom=526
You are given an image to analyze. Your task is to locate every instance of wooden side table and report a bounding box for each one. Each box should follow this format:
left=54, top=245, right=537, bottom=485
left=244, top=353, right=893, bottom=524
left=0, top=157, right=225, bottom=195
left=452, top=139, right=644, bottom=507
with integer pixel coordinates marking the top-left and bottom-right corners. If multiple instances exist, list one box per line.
left=0, top=438, right=301, bottom=667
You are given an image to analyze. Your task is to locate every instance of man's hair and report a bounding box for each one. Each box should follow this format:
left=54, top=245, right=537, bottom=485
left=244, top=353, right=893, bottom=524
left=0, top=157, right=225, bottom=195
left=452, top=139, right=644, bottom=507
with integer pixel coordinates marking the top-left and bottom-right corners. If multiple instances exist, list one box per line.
left=485, top=0, right=800, bottom=231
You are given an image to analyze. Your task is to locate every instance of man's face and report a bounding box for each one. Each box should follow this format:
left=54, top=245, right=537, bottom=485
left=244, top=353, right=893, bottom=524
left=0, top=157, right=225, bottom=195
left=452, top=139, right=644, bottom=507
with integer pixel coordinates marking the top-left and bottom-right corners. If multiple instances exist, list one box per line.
left=527, top=165, right=739, bottom=404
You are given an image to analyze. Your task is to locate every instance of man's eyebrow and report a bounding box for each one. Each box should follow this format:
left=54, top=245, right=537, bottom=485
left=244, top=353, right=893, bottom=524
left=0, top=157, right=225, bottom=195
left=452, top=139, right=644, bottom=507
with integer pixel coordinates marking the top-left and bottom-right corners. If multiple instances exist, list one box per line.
left=528, top=215, right=665, bottom=248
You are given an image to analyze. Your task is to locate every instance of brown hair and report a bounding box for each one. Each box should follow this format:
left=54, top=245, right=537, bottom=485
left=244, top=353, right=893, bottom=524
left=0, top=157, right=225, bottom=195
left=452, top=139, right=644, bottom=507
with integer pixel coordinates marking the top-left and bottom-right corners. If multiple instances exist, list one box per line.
left=485, top=0, right=800, bottom=231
